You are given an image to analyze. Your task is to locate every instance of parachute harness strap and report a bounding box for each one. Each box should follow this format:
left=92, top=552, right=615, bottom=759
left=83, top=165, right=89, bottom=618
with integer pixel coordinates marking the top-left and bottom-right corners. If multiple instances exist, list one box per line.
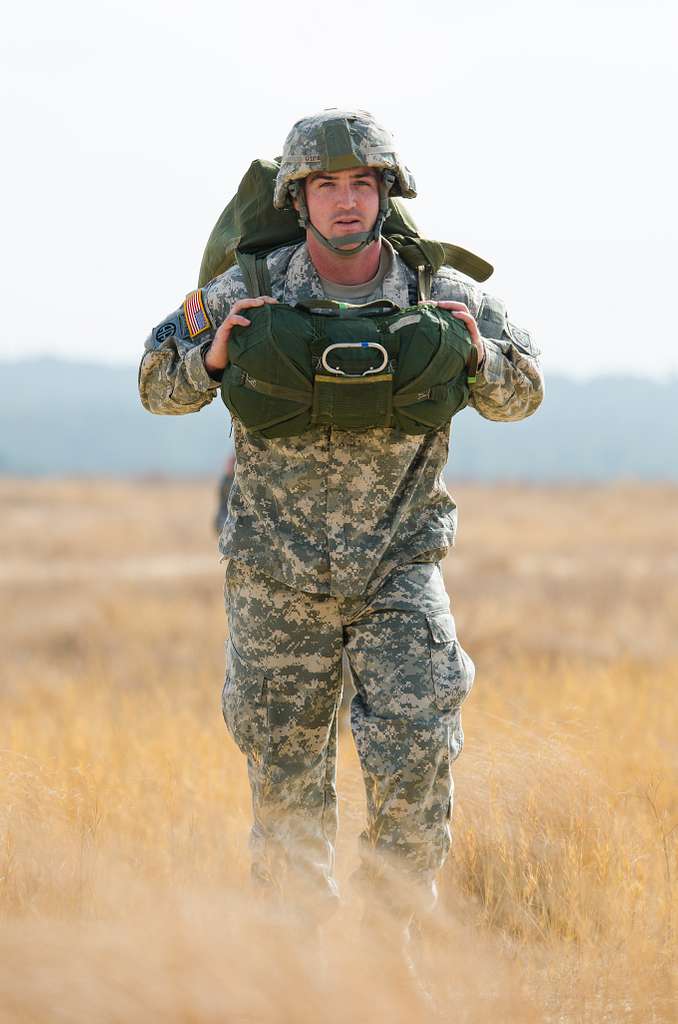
left=416, top=265, right=433, bottom=302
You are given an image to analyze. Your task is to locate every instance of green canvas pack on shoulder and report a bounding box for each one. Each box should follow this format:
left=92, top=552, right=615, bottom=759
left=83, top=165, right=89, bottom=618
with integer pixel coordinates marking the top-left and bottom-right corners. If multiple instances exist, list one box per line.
left=221, top=300, right=476, bottom=437
left=198, top=158, right=493, bottom=294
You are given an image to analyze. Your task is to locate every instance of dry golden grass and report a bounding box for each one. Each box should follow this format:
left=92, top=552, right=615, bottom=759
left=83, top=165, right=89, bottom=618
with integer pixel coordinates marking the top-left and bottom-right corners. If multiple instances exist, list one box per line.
left=1, top=479, right=676, bottom=1022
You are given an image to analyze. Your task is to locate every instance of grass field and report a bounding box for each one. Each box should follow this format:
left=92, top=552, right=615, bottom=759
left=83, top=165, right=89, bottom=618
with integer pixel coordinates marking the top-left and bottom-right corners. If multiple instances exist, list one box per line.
left=1, top=479, right=676, bottom=1022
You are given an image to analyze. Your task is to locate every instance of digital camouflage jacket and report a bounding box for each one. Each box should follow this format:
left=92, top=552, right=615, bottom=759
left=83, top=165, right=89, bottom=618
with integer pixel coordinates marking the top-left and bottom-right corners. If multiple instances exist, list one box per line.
left=139, top=242, right=544, bottom=597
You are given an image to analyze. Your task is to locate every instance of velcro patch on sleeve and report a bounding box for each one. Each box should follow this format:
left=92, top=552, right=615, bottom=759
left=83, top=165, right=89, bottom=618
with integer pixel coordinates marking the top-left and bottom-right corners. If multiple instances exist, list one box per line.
left=183, top=289, right=210, bottom=339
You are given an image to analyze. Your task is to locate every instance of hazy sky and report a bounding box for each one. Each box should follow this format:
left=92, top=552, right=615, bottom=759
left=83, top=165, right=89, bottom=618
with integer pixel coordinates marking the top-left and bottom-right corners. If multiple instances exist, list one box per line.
left=2, top=0, right=676, bottom=378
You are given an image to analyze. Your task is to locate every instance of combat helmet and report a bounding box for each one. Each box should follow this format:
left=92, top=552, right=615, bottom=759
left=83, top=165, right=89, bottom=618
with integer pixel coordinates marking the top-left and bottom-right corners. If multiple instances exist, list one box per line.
left=274, top=109, right=417, bottom=257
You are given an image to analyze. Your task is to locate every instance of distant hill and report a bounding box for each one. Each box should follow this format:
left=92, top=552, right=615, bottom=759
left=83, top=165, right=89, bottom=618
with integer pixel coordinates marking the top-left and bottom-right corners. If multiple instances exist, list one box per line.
left=1, top=358, right=676, bottom=480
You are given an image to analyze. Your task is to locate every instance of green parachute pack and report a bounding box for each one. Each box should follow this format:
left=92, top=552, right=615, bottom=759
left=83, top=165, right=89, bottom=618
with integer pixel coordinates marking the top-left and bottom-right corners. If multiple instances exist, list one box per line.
left=221, top=299, right=476, bottom=438
left=198, top=158, right=493, bottom=297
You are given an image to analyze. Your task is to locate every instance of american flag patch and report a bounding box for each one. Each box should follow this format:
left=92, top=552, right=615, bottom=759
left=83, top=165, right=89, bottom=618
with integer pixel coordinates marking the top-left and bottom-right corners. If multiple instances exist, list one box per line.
left=183, top=289, right=210, bottom=338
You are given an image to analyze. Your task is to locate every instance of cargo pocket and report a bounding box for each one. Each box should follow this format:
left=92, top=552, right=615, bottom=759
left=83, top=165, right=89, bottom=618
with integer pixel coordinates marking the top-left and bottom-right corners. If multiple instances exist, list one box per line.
left=221, top=640, right=269, bottom=763
left=427, top=612, right=475, bottom=712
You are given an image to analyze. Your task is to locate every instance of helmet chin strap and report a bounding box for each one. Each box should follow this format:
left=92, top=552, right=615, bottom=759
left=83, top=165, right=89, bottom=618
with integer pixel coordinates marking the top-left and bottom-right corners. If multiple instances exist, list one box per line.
left=291, top=171, right=395, bottom=259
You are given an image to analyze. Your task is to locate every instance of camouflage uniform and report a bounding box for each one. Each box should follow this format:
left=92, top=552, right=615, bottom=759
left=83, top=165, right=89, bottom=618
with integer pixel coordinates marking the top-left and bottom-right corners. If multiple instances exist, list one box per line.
left=214, top=455, right=236, bottom=534
left=138, top=111, right=543, bottom=918
left=223, top=556, right=473, bottom=919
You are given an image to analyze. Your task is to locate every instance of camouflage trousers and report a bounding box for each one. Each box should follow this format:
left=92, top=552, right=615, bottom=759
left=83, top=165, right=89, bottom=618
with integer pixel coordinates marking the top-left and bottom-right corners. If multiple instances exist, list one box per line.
left=221, top=559, right=475, bottom=920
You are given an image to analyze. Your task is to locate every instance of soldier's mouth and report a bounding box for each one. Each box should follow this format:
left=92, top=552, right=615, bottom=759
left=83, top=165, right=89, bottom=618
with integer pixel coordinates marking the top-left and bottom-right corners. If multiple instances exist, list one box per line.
left=333, top=218, right=362, bottom=231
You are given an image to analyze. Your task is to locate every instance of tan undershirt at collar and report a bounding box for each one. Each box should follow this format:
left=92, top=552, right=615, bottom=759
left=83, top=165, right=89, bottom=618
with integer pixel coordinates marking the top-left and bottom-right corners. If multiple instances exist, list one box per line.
left=319, top=245, right=392, bottom=305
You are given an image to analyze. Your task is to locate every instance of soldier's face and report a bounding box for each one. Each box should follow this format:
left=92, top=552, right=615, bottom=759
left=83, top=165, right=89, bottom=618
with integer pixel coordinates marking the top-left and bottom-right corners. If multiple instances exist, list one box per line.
left=302, top=168, right=380, bottom=246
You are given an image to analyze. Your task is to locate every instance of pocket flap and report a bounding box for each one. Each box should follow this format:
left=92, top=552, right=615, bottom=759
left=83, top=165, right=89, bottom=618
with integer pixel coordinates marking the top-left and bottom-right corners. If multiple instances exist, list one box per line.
left=427, top=612, right=457, bottom=644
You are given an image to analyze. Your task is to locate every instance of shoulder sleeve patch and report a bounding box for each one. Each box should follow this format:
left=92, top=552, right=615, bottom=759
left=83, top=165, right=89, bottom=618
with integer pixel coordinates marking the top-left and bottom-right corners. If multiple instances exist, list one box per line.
left=151, top=308, right=188, bottom=346
left=507, top=321, right=540, bottom=356
left=154, top=318, right=178, bottom=343
left=183, top=289, right=211, bottom=339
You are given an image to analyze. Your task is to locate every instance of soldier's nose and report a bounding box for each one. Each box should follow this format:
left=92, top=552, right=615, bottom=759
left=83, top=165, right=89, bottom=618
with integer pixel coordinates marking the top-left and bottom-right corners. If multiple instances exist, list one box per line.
left=335, top=186, right=356, bottom=209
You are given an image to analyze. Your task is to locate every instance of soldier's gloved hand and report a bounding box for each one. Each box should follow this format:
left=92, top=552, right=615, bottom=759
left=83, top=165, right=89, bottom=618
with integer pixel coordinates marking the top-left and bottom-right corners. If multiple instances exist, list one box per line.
left=435, top=300, right=485, bottom=370
left=204, top=296, right=278, bottom=375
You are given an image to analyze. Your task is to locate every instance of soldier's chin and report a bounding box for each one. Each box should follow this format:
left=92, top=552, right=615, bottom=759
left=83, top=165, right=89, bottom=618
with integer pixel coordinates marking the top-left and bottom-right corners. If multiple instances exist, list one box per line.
left=329, top=231, right=368, bottom=252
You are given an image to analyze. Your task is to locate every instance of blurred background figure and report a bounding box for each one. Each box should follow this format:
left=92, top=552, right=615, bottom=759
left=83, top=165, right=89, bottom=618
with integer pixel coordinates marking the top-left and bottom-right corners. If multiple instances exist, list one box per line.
left=214, top=452, right=236, bottom=534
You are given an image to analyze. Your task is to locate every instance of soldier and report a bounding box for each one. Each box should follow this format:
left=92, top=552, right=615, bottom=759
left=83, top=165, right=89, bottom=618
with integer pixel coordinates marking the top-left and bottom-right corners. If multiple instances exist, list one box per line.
left=139, top=110, right=543, bottom=928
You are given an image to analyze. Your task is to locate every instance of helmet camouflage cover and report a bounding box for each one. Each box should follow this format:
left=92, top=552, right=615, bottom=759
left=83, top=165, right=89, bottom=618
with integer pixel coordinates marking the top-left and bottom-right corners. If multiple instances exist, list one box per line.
left=273, top=109, right=417, bottom=210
